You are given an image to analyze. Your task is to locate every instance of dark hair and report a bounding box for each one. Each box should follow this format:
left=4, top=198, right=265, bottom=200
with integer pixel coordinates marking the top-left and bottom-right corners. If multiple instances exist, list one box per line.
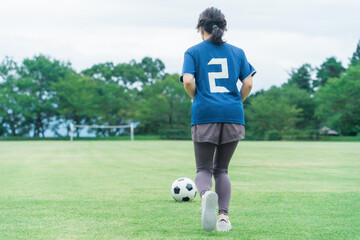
left=196, top=7, right=227, bottom=46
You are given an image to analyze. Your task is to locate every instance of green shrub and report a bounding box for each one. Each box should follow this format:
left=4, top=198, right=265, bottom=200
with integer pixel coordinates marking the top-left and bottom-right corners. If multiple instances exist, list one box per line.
left=264, top=130, right=282, bottom=141
left=283, top=129, right=320, bottom=140
left=159, top=129, right=191, bottom=140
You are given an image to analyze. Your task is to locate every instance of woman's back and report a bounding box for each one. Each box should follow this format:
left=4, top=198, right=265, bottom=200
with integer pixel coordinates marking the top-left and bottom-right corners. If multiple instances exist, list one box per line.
left=182, top=40, right=255, bottom=125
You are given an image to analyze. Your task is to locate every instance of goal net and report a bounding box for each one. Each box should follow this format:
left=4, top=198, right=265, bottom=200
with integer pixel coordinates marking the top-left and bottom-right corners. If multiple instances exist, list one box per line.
left=70, top=123, right=134, bottom=141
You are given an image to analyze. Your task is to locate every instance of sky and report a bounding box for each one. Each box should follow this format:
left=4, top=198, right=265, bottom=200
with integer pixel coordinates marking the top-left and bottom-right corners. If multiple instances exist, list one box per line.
left=1, top=0, right=359, bottom=92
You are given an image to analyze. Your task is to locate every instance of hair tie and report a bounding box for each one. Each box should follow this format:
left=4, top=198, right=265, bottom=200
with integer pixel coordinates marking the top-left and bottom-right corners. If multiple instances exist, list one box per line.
left=213, top=25, right=218, bottom=29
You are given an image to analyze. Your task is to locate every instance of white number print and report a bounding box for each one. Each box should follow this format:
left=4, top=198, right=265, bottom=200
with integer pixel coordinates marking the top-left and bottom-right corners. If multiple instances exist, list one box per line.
left=208, top=58, right=230, bottom=93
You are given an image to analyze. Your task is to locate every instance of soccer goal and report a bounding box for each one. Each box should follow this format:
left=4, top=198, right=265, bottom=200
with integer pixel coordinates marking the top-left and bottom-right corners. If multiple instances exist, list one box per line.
left=70, top=123, right=134, bottom=141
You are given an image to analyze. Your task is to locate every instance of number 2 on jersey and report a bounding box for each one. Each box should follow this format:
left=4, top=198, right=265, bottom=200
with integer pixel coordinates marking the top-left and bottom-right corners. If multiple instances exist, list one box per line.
left=208, top=58, right=230, bottom=93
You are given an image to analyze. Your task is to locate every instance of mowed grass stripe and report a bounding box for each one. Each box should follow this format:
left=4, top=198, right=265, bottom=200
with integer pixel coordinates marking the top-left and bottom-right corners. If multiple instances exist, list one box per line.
left=0, top=141, right=359, bottom=239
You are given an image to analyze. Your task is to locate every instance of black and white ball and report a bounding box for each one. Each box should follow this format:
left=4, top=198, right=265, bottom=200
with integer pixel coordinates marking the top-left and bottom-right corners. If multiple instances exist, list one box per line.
left=171, top=177, right=197, bottom=202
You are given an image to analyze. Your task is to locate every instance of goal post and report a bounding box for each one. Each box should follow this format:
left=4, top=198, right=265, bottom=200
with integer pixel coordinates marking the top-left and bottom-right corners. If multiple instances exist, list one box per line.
left=70, top=123, right=134, bottom=141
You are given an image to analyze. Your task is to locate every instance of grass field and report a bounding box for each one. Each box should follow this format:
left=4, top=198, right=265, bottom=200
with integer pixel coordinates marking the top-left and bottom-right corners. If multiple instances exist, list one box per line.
left=0, top=141, right=359, bottom=240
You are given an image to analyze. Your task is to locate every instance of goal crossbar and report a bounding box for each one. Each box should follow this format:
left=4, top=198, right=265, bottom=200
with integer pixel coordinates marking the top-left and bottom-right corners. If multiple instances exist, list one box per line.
left=70, top=123, right=134, bottom=141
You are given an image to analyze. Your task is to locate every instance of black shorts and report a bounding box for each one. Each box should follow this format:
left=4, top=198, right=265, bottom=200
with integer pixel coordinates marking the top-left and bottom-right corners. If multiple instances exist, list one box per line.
left=191, top=123, right=245, bottom=145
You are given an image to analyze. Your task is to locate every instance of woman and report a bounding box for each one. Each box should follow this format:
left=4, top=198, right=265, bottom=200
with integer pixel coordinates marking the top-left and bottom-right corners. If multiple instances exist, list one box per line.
left=180, top=7, right=256, bottom=232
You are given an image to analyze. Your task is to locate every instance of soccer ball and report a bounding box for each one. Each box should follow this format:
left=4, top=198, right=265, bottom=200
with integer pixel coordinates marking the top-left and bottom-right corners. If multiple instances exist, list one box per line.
left=171, top=177, right=197, bottom=202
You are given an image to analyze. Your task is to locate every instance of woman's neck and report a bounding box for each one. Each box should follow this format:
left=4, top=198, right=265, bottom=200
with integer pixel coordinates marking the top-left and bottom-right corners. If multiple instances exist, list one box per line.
left=202, top=31, right=211, bottom=41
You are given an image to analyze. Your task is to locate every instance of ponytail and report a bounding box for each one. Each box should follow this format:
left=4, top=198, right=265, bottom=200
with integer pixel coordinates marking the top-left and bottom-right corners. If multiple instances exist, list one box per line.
left=211, top=25, right=224, bottom=46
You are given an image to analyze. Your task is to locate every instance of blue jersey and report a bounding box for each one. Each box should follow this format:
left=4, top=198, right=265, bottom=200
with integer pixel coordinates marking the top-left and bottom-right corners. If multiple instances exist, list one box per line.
left=181, top=40, right=256, bottom=126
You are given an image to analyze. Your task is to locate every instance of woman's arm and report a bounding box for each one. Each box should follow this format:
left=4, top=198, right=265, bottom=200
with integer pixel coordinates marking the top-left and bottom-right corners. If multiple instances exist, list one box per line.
left=240, top=76, right=253, bottom=102
left=183, top=74, right=196, bottom=100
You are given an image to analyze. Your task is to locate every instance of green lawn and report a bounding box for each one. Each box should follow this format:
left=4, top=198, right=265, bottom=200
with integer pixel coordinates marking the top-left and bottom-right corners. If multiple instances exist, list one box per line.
left=0, top=141, right=359, bottom=240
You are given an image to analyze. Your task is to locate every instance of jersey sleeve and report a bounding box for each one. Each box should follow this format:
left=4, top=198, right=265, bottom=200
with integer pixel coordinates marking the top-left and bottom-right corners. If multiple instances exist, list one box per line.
left=179, top=50, right=196, bottom=83
left=239, top=50, right=256, bottom=82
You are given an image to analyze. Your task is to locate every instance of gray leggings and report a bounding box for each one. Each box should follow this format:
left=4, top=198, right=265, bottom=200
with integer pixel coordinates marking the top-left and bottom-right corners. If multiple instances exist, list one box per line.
left=194, top=141, right=238, bottom=215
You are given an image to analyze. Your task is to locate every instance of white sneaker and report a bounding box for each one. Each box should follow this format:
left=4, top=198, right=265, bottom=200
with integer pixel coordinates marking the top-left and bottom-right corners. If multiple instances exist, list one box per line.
left=217, top=214, right=232, bottom=232
left=201, top=191, right=218, bottom=232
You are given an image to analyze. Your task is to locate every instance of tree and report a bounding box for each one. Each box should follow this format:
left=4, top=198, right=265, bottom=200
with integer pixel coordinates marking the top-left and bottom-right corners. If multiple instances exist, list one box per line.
left=81, top=62, right=116, bottom=82
left=0, top=57, right=33, bottom=136
left=81, top=57, right=165, bottom=89
left=112, top=62, right=148, bottom=89
left=52, top=73, right=99, bottom=137
left=17, top=55, right=73, bottom=137
left=315, top=57, right=345, bottom=87
left=53, top=72, right=133, bottom=137
left=0, top=58, right=21, bottom=136
left=245, top=86, right=302, bottom=140
left=136, top=57, right=165, bottom=82
left=350, top=40, right=360, bottom=67
left=315, top=63, right=360, bottom=135
left=279, top=85, right=318, bottom=130
left=134, top=74, right=191, bottom=134
left=286, top=64, right=314, bottom=92
left=82, top=61, right=147, bottom=88
left=90, top=80, right=132, bottom=137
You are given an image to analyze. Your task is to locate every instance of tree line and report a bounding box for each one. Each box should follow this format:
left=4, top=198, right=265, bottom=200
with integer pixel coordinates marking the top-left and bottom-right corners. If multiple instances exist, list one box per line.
left=1, top=41, right=359, bottom=139
left=245, top=40, right=360, bottom=139
left=0, top=56, right=190, bottom=138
